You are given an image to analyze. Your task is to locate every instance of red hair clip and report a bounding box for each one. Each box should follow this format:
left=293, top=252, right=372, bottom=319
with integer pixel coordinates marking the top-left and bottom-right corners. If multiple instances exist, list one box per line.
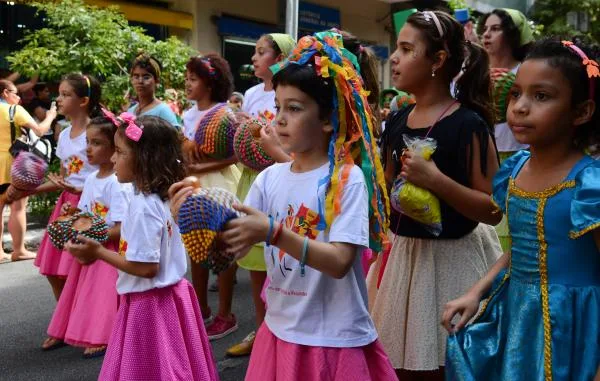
left=562, top=40, right=599, bottom=98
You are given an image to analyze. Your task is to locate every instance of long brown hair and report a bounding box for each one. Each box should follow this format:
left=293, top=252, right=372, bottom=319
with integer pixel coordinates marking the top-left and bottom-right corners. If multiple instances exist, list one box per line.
left=117, top=116, right=185, bottom=200
left=407, top=11, right=494, bottom=127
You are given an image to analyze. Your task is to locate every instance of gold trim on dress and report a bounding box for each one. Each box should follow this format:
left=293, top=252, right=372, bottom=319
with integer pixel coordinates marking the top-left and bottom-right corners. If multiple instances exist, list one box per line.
left=537, top=197, right=553, bottom=381
left=569, top=221, right=600, bottom=239
left=508, top=179, right=575, bottom=199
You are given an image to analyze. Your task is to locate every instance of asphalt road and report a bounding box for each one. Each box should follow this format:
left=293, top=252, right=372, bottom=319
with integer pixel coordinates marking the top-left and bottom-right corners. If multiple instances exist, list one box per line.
left=1, top=219, right=253, bottom=381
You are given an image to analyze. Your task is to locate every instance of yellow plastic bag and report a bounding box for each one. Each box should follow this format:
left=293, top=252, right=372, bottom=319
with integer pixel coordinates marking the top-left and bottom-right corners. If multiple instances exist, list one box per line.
left=390, top=135, right=442, bottom=236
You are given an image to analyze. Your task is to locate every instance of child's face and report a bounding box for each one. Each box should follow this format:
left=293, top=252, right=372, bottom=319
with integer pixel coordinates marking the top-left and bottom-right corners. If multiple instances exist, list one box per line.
left=185, top=70, right=209, bottom=102
left=56, top=81, right=85, bottom=117
left=252, top=37, right=280, bottom=81
left=481, top=14, right=505, bottom=58
left=274, top=84, right=331, bottom=155
left=131, top=66, right=157, bottom=98
left=111, top=132, right=135, bottom=183
left=390, top=24, right=433, bottom=93
left=86, top=126, right=114, bottom=166
left=507, top=59, right=575, bottom=146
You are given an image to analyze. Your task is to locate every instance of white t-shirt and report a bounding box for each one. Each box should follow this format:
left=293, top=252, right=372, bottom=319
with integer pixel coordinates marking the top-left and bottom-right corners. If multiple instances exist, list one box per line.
left=115, top=192, right=187, bottom=295
left=245, top=162, right=378, bottom=348
left=55, top=126, right=98, bottom=188
left=243, top=83, right=276, bottom=119
left=495, top=64, right=528, bottom=153
left=182, top=103, right=221, bottom=140
left=77, top=171, right=132, bottom=227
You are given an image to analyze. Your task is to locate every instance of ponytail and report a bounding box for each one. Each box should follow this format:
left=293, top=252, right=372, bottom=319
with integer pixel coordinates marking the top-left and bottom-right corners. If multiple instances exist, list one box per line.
left=337, top=29, right=382, bottom=136
left=456, top=42, right=494, bottom=128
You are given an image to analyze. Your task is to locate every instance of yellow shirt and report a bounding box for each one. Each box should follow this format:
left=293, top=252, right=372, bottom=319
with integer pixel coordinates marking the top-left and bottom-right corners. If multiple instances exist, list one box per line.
left=0, top=103, right=34, bottom=152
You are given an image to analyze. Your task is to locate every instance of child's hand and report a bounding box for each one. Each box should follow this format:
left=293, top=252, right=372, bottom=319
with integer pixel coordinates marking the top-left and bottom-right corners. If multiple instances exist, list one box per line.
left=258, top=124, right=283, bottom=156
left=58, top=179, right=82, bottom=194
left=64, top=235, right=102, bottom=265
left=399, top=150, right=441, bottom=189
left=221, top=204, right=270, bottom=255
left=441, top=290, right=481, bottom=333
left=47, top=173, right=66, bottom=189
left=168, top=177, right=198, bottom=224
left=60, top=202, right=72, bottom=216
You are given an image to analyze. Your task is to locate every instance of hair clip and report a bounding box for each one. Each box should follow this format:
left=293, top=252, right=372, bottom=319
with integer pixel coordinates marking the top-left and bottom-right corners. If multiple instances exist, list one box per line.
left=119, top=112, right=144, bottom=142
left=562, top=41, right=599, bottom=99
left=201, top=58, right=217, bottom=77
left=423, top=11, right=444, bottom=38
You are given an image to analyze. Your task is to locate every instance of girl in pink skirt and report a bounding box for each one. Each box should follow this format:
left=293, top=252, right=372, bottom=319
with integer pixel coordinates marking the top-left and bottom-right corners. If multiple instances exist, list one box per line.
left=44, top=113, right=132, bottom=357
left=66, top=115, right=218, bottom=381
left=171, top=31, right=398, bottom=381
left=34, top=74, right=101, bottom=304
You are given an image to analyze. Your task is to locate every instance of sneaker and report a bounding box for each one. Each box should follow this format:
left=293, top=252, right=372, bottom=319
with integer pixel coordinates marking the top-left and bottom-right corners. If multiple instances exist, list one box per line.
left=203, top=314, right=214, bottom=326
left=226, top=331, right=255, bottom=357
left=207, top=314, right=238, bottom=341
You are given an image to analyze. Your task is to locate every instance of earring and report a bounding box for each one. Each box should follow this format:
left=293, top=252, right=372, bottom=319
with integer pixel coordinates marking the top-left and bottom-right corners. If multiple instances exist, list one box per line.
left=431, top=69, right=436, bottom=77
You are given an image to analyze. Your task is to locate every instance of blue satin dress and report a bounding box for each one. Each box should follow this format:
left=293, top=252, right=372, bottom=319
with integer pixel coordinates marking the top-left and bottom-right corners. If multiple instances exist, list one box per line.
left=446, top=151, right=600, bottom=381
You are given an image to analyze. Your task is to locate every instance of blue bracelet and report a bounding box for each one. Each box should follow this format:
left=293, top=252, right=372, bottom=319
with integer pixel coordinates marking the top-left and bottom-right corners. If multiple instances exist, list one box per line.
left=265, top=215, right=274, bottom=246
left=300, top=237, right=309, bottom=277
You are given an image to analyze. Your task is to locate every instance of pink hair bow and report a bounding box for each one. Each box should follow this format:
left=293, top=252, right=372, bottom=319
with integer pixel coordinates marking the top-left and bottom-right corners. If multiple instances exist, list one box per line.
left=119, top=112, right=143, bottom=142
left=100, top=108, right=143, bottom=142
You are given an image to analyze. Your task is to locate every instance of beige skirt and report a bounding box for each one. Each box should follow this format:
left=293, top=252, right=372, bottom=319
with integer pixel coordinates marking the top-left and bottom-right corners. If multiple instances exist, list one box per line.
left=366, top=223, right=502, bottom=371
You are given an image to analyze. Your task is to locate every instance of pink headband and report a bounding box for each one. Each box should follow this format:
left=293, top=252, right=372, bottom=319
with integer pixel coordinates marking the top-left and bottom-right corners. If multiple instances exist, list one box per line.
left=101, top=108, right=144, bottom=142
left=562, top=40, right=599, bottom=99
left=423, top=11, right=444, bottom=38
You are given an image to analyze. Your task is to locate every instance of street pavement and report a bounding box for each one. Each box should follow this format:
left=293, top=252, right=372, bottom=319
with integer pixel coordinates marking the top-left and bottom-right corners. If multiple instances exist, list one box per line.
left=0, top=218, right=252, bottom=381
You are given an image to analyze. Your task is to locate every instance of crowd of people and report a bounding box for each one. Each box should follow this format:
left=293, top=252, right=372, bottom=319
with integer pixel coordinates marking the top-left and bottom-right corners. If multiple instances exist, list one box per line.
left=1, top=6, right=599, bottom=381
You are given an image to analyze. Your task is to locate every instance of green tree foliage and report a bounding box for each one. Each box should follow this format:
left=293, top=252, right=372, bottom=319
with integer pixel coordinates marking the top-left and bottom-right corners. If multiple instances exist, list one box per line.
left=8, top=0, right=196, bottom=111
left=530, top=0, right=600, bottom=43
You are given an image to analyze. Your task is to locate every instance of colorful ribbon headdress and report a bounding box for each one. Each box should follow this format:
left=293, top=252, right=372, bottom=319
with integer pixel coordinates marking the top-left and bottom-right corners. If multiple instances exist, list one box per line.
left=270, top=31, right=390, bottom=251
left=562, top=40, right=599, bottom=99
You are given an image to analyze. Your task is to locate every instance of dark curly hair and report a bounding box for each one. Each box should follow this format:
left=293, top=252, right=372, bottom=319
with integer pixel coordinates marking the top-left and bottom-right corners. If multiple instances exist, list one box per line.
left=185, top=54, right=234, bottom=103
left=130, top=54, right=162, bottom=81
left=62, top=73, right=102, bottom=118
left=525, top=38, right=600, bottom=151
left=407, top=11, right=494, bottom=127
left=88, top=115, right=117, bottom=148
left=117, top=116, right=185, bottom=200
left=478, top=9, right=531, bottom=62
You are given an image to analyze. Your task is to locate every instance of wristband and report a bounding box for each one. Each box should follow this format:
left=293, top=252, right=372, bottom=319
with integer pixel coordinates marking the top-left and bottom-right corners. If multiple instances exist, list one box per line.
left=300, top=237, right=309, bottom=277
left=265, top=215, right=274, bottom=246
left=271, top=222, right=284, bottom=246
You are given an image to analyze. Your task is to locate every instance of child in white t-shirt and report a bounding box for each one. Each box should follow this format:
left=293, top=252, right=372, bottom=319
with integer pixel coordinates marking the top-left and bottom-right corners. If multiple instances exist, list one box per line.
left=44, top=114, right=132, bottom=358
left=34, top=74, right=101, bottom=301
left=171, top=32, right=397, bottom=381
left=66, top=115, right=218, bottom=381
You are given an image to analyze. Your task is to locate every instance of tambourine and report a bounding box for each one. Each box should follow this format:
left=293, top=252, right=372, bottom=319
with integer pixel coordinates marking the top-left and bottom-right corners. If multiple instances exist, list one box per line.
left=178, top=184, right=243, bottom=273
left=233, top=118, right=275, bottom=171
left=48, top=212, right=109, bottom=250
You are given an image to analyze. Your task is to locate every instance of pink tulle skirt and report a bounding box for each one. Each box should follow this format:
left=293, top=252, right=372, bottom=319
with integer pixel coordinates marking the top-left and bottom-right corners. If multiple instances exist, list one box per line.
left=47, top=240, right=119, bottom=347
left=245, top=323, right=398, bottom=381
left=99, top=279, right=219, bottom=381
left=34, top=191, right=80, bottom=277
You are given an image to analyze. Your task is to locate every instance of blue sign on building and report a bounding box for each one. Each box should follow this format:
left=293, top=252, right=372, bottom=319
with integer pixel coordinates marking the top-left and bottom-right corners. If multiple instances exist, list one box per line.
left=298, top=2, right=341, bottom=32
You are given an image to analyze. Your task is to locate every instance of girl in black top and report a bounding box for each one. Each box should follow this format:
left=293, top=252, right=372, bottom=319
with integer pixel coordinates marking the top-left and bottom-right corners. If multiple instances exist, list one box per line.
left=366, top=11, right=503, bottom=380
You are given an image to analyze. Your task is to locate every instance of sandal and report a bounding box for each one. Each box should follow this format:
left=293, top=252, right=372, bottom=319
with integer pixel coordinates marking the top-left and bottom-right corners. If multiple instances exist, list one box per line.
left=41, top=337, right=67, bottom=351
left=83, top=346, right=107, bottom=359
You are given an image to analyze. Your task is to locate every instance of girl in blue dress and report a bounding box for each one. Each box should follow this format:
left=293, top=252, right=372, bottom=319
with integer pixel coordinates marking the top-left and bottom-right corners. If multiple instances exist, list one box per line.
left=443, top=38, right=600, bottom=381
